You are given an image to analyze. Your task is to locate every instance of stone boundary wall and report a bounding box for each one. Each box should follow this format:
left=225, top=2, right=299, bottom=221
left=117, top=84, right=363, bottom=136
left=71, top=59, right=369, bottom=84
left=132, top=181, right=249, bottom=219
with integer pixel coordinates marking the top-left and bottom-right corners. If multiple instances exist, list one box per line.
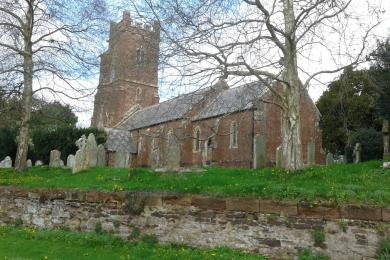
left=0, top=186, right=388, bottom=259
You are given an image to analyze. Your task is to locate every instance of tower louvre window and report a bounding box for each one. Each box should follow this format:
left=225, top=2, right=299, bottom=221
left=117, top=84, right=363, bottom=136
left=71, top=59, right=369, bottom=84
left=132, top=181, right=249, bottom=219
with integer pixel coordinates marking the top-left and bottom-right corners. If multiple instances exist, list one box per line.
left=136, top=47, right=145, bottom=64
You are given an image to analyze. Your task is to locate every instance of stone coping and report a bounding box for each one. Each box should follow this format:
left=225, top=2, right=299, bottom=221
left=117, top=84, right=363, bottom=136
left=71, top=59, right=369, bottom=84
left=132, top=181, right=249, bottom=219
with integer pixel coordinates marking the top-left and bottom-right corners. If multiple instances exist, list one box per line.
left=0, top=186, right=389, bottom=222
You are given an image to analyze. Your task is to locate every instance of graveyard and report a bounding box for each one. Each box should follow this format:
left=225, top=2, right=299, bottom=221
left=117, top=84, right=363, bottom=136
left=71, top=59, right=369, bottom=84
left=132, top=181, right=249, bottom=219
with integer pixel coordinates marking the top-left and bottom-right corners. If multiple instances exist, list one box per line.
left=0, top=160, right=389, bottom=207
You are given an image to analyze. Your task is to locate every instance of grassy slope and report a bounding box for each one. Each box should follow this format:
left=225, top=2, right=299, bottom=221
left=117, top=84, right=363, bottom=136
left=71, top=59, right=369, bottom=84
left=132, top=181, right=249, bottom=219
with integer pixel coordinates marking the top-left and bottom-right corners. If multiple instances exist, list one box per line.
left=0, top=161, right=389, bottom=206
left=0, top=226, right=264, bottom=260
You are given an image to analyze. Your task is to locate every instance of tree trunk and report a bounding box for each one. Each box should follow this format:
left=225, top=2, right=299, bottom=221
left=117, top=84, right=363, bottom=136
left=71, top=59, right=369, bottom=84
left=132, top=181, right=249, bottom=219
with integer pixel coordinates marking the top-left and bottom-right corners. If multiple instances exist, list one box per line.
left=281, top=87, right=303, bottom=171
left=281, top=0, right=303, bottom=171
left=15, top=3, right=34, bottom=172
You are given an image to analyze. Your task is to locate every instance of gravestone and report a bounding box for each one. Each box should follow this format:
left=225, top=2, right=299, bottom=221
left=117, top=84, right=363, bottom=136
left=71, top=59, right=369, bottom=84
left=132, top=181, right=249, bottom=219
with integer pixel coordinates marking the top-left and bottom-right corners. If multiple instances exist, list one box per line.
left=254, top=134, right=267, bottom=168
left=73, top=135, right=87, bottom=174
left=276, top=145, right=283, bottom=168
left=150, top=138, right=160, bottom=169
left=67, top=154, right=75, bottom=169
left=26, top=159, right=32, bottom=168
left=353, top=143, right=362, bottom=164
left=49, top=150, right=63, bottom=168
left=166, top=135, right=181, bottom=169
left=35, top=160, right=43, bottom=166
left=383, top=120, right=390, bottom=169
left=307, top=140, right=316, bottom=165
left=337, top=155, right=345, bottom=164
left=97, top=144, right=106, bottom=167
left=85, top=133, right=98, bottom=167
left=115, top=149, right=128, bottom=168
left=326, top=153, right=334, bottom=166
left=0, top=156, right=12, bottom=168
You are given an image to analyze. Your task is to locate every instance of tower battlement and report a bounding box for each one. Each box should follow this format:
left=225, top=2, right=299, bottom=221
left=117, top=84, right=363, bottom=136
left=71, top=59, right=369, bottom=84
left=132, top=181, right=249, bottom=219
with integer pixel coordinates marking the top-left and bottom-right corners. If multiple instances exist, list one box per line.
left=109, top=11, right=160, bottom=44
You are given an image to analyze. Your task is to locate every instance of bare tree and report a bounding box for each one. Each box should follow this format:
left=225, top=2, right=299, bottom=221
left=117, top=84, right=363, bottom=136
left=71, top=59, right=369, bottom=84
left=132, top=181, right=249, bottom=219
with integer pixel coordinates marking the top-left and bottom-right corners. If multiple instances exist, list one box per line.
left=130, top=0, right=384, bottom=170
left=0, top=0, right=108, bottom=171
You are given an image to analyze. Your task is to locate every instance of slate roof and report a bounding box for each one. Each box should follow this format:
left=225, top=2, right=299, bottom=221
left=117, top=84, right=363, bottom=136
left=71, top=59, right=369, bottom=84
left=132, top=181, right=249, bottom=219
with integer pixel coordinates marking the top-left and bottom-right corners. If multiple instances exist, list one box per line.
left=192, top=82, right=266, bottom=121
left=120, top=81, right=267, bottom=131
left=105, top=128, right=137, bottom=153
left=120, top=87, right=210, bottom=130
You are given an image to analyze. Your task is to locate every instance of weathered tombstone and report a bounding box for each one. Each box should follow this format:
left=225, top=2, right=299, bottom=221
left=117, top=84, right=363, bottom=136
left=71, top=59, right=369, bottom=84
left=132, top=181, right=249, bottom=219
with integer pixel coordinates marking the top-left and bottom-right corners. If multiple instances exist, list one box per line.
left=85, top=133, right=98, bottom=167
left=115, top=149, right=128, bottom=168
left=35, top=160, right=43, bottom=166
left=326, top=153, right=334, bottom=166
left=67, top=154, right=75, bottom=169
left=166, top=135, right=181, bottom=169
left=353, top=143, right=362, bottom=164
left=0, top=156, right=12, bottom=168
left=253, top=134, right=267, bottom=168
left=49, top=150, right=63, bottom=168
left=72, top=135, right=87, bottom=174
left=26, top=159, right=32, bottom=168
left=275, top=145, right=283, bottom=168
left=383, top=120, right=390, bottom=169
left=307, top=140, right=316, bottom=165
left=96, top=144, right=106, bottom=167
left=338, top=155, right=345, bottom=164
left=150, top=138, right=160, bottom=169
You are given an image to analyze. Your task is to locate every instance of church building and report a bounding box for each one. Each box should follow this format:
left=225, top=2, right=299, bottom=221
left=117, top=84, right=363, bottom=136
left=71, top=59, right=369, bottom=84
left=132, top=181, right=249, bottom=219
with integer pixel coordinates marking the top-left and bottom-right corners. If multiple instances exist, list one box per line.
left=91, top=12, right=325, bottom=169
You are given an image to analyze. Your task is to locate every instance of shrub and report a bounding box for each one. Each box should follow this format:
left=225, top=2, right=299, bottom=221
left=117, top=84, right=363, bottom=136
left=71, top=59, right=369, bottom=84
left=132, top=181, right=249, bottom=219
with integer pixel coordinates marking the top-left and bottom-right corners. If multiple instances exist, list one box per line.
left=113, top=220, right=120, bottom=229
left=129, top=227, right=141, bottom=240
left=378, top=239, right=390, bottom=260
left=350, top=128, right=383, bottom=161
left=298, top=249, right=329, bottom=260
left=14, top=218, right=23, bottom=227
left=141, top=234, right=158, bottom=245
left=95, top=222, right=103, bottom=234
left=313, top=229, right=325, bottom=245
left=30, top=126, right=106, bottom=164
left=338, top=220, right=348, bottom=233
left=0, top=128, right=17, bottom=161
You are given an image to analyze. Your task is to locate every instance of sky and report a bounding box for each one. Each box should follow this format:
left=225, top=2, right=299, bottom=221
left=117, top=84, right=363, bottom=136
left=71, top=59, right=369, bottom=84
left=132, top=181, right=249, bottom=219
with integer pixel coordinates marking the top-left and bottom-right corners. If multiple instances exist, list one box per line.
left=73, top=0, right=390, bottom=127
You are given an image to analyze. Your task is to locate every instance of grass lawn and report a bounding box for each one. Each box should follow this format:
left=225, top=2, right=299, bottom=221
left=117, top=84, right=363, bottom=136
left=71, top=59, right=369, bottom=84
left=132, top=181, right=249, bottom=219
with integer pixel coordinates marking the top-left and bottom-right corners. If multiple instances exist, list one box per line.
left=0, top=226, right=264, bottom=259
left=0, top=161, right=389, bottom=206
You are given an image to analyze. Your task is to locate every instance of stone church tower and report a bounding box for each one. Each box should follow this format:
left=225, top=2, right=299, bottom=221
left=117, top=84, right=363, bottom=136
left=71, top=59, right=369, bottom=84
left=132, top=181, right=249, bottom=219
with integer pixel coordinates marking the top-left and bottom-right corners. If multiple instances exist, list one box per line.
left=91, top=11, right=160, bottom=129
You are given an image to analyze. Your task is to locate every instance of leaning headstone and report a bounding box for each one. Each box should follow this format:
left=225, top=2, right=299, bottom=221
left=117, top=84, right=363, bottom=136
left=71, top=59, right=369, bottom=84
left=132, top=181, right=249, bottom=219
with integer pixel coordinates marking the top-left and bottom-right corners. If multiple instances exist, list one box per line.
left=49, top=150, right=63, bottom=168
left=383, top=120, right=390, bottom=169
left=353, top=143, right=362, bottom=164
left=85, top=133, right=98, bottom=167
left=254, top=134, right=267, bottom=168
left=66, top=154, right=75, bottom=169
left=115, top=149, right=128, bottom=168
left=307, top=140, right=316, bottom=165
left=35, top=160, right=43, bottom=166
left=73, top=135, right=87, bottom=174
left=0, top=156, right=12, bottom=168
left=96, top=144, right=106, bottom=167
left=26, top=159, right=32, bottom=168
left=276, top=145, right=283, bottom=168
left=326, top=153, right=334, bottom=166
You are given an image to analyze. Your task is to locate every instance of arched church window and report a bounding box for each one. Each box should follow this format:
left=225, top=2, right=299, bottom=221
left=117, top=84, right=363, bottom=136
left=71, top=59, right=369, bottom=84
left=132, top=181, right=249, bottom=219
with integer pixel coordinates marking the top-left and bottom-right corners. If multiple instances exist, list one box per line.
left=193, top=127, right=201, bottom=152
left=230, top=122, right=238, bottom=148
